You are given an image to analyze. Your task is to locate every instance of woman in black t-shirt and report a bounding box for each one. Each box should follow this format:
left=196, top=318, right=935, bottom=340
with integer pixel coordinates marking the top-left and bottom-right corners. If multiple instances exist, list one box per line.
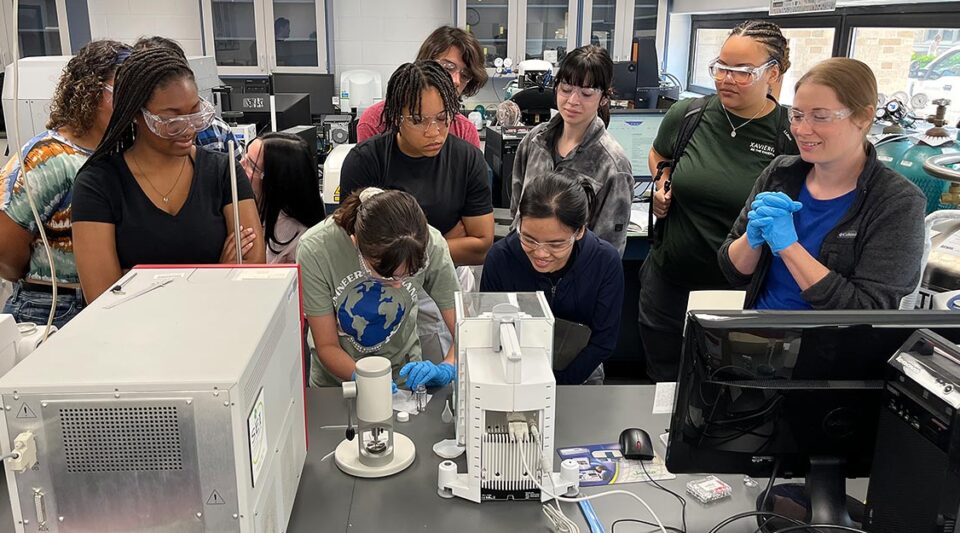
left=72, top=47, right=264, bottom=302
left=339, top=60, right=493, bottom=267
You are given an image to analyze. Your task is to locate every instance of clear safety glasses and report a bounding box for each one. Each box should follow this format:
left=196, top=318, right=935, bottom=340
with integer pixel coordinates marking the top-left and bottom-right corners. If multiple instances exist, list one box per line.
left=141, top=99, right=216, bottom=139
left=517, top=225, right=578, bottom=253
left=788, top=108, right=854, bottom=126
left=357, top=247, right=431, bottom=284
left=400, top=112, right=450, bottom=132
left=708, top=59, right=778, bottom=85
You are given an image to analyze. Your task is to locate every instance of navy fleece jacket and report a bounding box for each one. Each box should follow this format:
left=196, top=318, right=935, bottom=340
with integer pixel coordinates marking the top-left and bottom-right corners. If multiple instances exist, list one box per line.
left=480, top=230, right=625, bottom=384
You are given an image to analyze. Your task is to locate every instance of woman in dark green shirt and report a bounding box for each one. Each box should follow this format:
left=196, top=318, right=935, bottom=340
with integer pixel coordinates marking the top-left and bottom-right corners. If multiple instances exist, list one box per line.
left=639, top=20, right=799, bottom=382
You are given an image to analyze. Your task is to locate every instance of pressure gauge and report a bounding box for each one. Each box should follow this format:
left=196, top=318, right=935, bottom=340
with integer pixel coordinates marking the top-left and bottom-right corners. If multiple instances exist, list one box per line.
left=494, top=57, right=504, bottom=68
left=503, top=57, right=513, bottom=69
left=911, top=93, right=929, bottom=110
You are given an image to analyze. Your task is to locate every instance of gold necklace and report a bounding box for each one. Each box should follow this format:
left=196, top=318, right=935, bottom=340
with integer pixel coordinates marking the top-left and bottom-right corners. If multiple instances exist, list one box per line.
left=721, top=99, right=771, bottom=138
left=131, top=152, right=187, bottom=204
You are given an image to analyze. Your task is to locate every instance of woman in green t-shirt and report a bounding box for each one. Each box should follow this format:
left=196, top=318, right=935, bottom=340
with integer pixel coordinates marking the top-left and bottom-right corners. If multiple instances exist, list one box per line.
left=297, top=187, right=461, bottom=390
left=639, top=20, right=797, bottom=382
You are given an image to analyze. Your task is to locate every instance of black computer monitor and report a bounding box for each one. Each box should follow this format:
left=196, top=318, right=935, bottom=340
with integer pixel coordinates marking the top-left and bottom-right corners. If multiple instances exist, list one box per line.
left=271, top=73, right=336, bottom=117
left=230, top=93, right=312, bottom=134
left=667, top=310, right=960, bottom=530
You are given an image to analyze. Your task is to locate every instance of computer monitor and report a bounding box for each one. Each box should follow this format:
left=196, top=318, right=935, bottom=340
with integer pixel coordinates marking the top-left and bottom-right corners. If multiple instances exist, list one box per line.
left=607, top=109, right=667, bottom=180
left=272, top=73, right=336, bottom=117
left=230, top=92, right=312, bottom=134
left=667, top=310, right=960, bottom=529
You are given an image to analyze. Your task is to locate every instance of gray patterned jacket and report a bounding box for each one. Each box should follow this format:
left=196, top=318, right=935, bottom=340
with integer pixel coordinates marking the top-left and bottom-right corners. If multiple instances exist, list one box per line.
left=510, top=114, right=634, bottom=255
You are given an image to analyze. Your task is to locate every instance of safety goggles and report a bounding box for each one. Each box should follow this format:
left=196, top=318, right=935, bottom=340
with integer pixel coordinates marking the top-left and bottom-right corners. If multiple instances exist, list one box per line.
left=788, top=108, right=853, bottom=126
left=356, top=247, right=430, bottom=284
left=140, top=99, right=216, bottom=139
left=517, top=224, right=578, bottom=253
left=708, top=59, right=778, bottom=85
left=555, top=82, right=603, bottom=99
left=436, top=59, right=472, bottom=84
left=400, top=111, right=450, bottom=132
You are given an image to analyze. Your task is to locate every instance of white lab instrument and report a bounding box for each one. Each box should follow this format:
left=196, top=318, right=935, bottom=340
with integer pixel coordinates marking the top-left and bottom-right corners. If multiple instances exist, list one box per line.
left=3, top=55, right=219, bottom=151
left=339, top=69, right=383, bottom=113
left=336, top=356, right=415, bottom=478
left=322, top=143, right=355, bottom=211
left=438, top=292, right=579, bottom=503
left=0, top=315, right=56, bottom=379
left=0, top=267, right=307, bottom=532
left=229, top=123, right=258, bottom=150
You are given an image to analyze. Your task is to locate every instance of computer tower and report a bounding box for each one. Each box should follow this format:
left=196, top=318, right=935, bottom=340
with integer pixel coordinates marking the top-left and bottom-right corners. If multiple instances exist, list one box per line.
left=864, top=329, right=960, bottom=533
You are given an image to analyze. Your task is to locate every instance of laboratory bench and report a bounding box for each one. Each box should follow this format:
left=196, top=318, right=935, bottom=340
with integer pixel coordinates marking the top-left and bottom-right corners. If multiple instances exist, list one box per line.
left=0, top=386, right=860, bottom=532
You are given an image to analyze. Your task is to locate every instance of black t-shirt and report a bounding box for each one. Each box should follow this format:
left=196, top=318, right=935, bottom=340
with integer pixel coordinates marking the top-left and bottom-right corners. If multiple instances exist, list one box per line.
left=339, top=132, right=492, bottom=234
left=72, top=149, right=255, bottom=269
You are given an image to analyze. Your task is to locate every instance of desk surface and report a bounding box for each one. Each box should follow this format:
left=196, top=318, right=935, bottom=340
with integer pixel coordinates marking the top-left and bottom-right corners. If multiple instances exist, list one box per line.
left=0, top=386, right=868, bottom=532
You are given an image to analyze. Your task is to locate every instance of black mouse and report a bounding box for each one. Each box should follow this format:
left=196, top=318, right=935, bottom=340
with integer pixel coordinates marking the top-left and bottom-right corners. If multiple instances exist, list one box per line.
left=619, top=428, right=655, bottom=461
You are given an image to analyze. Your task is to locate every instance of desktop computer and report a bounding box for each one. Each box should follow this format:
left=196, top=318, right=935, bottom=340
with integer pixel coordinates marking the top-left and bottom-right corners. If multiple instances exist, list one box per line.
left=668, top=310, right=960, bottom=531
left=272, top=73, right=336, bottom=119
left=230, top=92, right=312, bottom=134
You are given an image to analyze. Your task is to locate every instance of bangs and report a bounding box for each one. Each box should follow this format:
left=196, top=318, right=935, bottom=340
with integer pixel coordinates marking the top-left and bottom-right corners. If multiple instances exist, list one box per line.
left=554, top=46, right=613, bottom=90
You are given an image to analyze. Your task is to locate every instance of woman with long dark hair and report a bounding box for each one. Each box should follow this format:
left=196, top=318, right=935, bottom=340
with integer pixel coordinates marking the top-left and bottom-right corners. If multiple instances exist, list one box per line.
left=297, top=187, right=459, bottom=390
left=510, top=45, right=633, bottom=255
left=242, top=132, right=324, bottom=263
left=0, top=39, right=131, bottom=327
left=482, top=171, right=624, bottom=385
left=72, top=47, right=264, bottom=302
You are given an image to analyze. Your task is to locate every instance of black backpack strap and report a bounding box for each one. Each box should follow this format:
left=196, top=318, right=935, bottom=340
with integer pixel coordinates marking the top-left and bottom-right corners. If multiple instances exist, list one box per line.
left=649, top=95, right=712, bottom=245
left=773, top=101, right=793, bottom=156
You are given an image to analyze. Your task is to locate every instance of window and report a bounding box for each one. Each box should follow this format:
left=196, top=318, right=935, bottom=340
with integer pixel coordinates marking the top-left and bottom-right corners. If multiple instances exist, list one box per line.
left=525, top=0, right=570, bottom=60
left=591, top=1, right=618, bottom=52
left=466, top=0, right=509, bottom=67
left=633, top=0, right=658, bottom=38
left=689, top=29, right=728, bottom=90
left=849, top=26, right=960, bottom=124
left=778, top=28, right=837, bottom=104
left=17, top=0, right=62, bottom=58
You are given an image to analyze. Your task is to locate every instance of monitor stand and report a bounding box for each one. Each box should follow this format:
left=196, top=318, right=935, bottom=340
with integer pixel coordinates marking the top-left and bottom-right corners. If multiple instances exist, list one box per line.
left=755, top=457, right=865, bottom=532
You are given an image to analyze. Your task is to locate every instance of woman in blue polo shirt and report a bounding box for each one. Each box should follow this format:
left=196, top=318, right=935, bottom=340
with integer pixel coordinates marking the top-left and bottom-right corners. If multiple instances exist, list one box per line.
left=480, top=171, right=624, bottom=384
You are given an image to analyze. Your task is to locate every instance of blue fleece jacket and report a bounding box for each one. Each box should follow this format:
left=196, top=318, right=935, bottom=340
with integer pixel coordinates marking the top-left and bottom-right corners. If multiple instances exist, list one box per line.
left=480, top=230, right=625, bottom=384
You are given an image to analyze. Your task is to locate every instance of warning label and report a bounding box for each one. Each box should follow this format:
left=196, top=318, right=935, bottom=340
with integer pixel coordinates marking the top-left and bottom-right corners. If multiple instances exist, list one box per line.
left=206, top=490, right=225, bottom=505
left=16, top=404, right=36, bottom=419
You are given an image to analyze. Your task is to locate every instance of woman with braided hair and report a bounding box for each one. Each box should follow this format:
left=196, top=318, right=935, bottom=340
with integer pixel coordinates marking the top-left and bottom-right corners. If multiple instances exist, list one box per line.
left=339, top=60, right=493, bottom=267
left=72, top=47, right=264, bottom=302
left=0, top=39, right=131, bottom=327
left=639, top=20, right=799, bottom=382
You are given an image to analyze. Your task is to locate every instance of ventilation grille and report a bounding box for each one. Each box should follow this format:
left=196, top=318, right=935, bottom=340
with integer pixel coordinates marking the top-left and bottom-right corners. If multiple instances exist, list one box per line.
left=60, top=406, right=183, bottom=473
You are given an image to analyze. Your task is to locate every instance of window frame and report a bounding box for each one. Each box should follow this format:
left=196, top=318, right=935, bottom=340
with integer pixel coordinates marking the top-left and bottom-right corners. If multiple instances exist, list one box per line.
left=688, top=2, right=960, bottom=95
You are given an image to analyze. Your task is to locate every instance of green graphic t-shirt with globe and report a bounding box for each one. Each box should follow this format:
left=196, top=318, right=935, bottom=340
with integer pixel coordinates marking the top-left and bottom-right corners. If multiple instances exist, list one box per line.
left=297, top=218, right=459, bottom=387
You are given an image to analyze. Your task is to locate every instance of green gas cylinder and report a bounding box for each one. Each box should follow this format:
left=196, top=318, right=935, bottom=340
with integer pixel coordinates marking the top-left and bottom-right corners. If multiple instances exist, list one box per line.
left=876, top=99, right=958, bottom=213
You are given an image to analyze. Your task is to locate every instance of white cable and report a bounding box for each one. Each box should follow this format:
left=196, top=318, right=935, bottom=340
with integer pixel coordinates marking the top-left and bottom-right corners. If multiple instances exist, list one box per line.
left=519, top=447, right=668, bottom=533
left=11, top=0, right=58, bottom=342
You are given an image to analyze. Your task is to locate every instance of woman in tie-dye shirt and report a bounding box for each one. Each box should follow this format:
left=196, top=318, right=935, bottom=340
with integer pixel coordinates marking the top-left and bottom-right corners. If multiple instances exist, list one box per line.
left=0, top=40, right=130, bottom=328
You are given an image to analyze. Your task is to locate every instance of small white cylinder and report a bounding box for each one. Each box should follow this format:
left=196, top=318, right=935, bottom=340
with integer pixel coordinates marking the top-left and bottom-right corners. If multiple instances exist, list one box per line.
left=561, top=459, right=580, bottom=486
left=438, top=459, right=459, bottom=496
left=355, top=356, right=392, bottom=423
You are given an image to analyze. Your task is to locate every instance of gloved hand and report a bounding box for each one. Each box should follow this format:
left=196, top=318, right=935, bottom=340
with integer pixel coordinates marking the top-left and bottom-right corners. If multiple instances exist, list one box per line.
left=753, top=191, right=803, bottom=213
left=399, top=361, right=456, bottom=390
left=351, top=371, right=398, bottom=394
left=745, top=212, right=769, bottom=249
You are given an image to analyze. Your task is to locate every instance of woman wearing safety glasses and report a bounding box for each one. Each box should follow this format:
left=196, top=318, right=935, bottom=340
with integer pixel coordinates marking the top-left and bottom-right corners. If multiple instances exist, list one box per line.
left=72, top=47, right=265, bottom=302
left=510, top=45, right=633, bottom=255
left=481, top=171, right=624, bottom=385
left=0, top=40, right=131, bottom=328
left=638, top=20, right=797, bottom=383
left=357, top=26, right=488, bottom=148
left=719, top=58, right=926, bottom=310
left=339, top=60, right=494, bottom=267
left=297, top=187, right=460, bottom=390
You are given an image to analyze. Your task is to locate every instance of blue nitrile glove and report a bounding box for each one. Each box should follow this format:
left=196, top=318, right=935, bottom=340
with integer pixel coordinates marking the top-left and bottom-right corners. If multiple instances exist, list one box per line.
left=352, top=371, right=398, bottom=393
left=759, top=208, right=799, bottom=255
left=746, top=215, right=769, bottom=249
left=753, top=191, right=803, bottom=213
left=399, top=361, right=456, bottom=390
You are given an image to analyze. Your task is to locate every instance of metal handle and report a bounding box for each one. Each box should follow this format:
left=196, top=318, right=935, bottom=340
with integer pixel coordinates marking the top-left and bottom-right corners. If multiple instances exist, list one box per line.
left=924, top=154, right=960, bottom=183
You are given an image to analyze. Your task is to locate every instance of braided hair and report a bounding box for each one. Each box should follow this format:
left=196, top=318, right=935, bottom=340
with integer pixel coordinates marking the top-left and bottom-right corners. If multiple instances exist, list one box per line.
left=729, top=20, right=792, bottom=77
left=381, top=60, right=461, bottom=134
left=86, top=47, right=194, bottom=164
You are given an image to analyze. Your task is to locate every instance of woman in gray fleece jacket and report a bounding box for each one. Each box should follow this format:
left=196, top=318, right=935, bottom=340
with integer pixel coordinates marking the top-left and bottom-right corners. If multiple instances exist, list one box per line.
left=720, top=58, right=926, bottom=310
left=510, top=45, right=634, bottom=255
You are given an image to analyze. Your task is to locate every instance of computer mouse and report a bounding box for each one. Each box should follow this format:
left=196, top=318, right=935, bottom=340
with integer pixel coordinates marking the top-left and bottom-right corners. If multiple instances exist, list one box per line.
left=619, top=428, right=655, bottom=461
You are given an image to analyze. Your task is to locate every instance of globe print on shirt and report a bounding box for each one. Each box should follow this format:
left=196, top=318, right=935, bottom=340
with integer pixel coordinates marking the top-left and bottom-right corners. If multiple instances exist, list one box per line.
left=337, top=280, right=407, bottom=352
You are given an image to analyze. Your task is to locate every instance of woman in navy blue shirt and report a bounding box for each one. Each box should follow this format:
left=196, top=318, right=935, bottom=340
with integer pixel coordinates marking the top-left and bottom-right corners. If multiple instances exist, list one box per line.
left=480, top=171, right=624, bottom=384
